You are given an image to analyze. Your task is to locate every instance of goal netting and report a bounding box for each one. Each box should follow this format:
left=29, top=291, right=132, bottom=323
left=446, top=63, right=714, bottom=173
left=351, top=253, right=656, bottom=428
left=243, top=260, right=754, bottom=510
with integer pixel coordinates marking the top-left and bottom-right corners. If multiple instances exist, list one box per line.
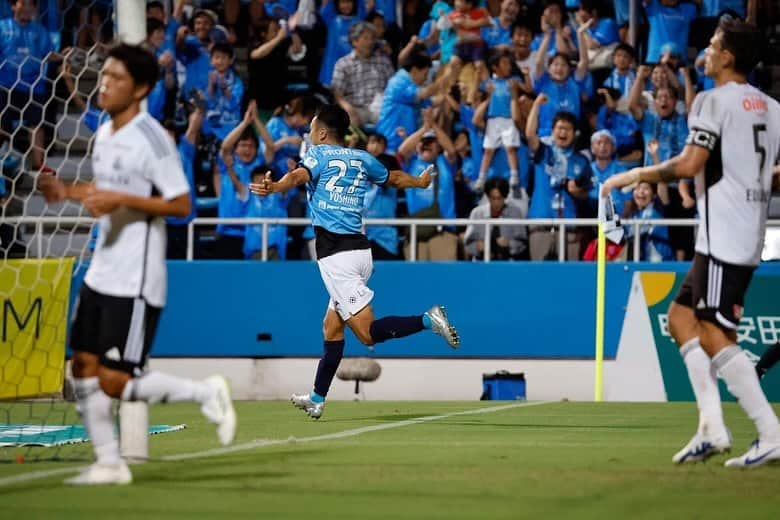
left=1, top=1, right=115, bottom=463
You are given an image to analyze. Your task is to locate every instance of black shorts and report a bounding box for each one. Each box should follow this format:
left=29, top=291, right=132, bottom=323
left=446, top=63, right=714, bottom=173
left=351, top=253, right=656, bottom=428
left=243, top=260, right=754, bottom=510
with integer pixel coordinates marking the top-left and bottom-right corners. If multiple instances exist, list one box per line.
left=70, top=284, right=162, bottom=375
left=454, top=41, right=486, bottom=63
left=674, top=253, right=755, bottom=331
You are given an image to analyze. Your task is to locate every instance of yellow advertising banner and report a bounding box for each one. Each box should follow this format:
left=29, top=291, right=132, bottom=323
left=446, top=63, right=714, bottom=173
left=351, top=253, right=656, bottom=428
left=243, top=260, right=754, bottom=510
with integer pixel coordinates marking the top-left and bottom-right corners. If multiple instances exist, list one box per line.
left=0, top=258, right=73, bottom=399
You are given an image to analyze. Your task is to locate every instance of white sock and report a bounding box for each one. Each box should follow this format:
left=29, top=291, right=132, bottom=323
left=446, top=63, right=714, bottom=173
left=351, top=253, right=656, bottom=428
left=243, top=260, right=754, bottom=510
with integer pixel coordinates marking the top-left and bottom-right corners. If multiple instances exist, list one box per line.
left=712, top=345, right=780, bottom=443
left=74, top=377, right=120, bottom=466
left=509, top=170, right=518, bottom=183
left=121, top=371, right=214, bottom=405
left=679, top=338, right=724, bottom=435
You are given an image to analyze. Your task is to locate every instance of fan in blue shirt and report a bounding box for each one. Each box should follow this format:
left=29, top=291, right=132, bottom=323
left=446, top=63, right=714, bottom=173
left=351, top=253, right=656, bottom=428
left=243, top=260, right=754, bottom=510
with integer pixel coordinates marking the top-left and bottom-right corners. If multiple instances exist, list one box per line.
left=377, top=52, right=444, bottom=153
left=204, top=43, right=244, bottom=141
left=480, top=0, right=520, bottom=49
left=629, top=83, right=688, bottom=167
left=319, top=0, right=359, bottom=87
left=244, top=167, right=291, bottom=260
left=176, top=10, right=215, bottom=97
left=249, top=105, right=459, bottom=417
left=363, top=133, right=401, bottom=259
left=530, top=2, right=579, bottom=58
left=532, top=23, right=591, bottom=137
left=644, top=0, right=698, bottom=63
left=396, top=116, right=458, bottom=221
left=587, top=129, right=630, bottom=216
left=625, top=181, right=674, bottom=261
left=216, top=103, right=275, bottom=249
left=602, top=43, right=637, bottom=99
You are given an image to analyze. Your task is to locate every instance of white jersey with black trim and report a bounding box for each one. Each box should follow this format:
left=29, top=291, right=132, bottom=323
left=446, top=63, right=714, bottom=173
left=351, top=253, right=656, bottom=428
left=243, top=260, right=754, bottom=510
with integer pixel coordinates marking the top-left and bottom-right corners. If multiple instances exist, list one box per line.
left=84, top=112, right=190, bottom=307
left=687, top=81, right=780, bottom=266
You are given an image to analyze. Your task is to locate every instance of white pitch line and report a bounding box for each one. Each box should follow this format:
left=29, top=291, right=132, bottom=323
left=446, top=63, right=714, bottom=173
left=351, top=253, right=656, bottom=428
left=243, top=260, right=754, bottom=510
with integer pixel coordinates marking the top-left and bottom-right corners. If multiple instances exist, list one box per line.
left=0, top=400, right=552, bottom=487
left=163, top=400, right=552, bottom=462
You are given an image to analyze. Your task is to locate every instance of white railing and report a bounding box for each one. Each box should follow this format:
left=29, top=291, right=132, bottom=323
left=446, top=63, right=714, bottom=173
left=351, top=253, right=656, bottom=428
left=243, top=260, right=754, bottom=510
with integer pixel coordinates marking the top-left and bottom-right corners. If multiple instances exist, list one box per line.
left=7, top=216, right=780, bottom=263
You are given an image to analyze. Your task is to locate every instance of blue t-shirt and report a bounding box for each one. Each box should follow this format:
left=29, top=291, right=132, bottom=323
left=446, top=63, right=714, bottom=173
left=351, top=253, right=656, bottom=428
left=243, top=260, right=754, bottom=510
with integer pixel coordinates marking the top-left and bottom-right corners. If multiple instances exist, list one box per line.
left=627, top=202, right=674, bottom=261
left=588, top=18, right=620, bottom=46
left=318, top=5, right=358, bottom=86
left=529, top=141, right=592, bottom=219
left=481, top=17, right=512, bottom=48
left=82, top=105, right=109, bottom=133
left=364, top=184, right=399, bottom=255
left=596, top=106, right=640, bottom=153
left=177, top=35, right=212, bottom=96
left=418, top=20, right=441, bottom=56
left=243, top=191, right=290, bottom=259
left=485, top=77, right=514, bottom=118
left=217, top=154, right=266, bottom=237
left=404, top=154, right=455, bottom=219
left=645, top=0, right=698, bottom=63
left=204, top=69, right=244, bottom=140
left=639, top=111, right=688, bottom=166
left=303, top=144, right=389, bottom=235
left=603, top=68, right=636, bottom=99
left=266, top=116, right=301, bottom=177
left=614, top=0, right=630, bottom=25
left=167, top=139, right=198, bottom=226
left=701, top=0, right=745, bottom=17
left=535, top=73, right=582, bottom=137
left=588, top=159, right=630, bottom=214
left=0, top=18, right=52, bottom=94
left=378, top=69, right=423, bottom=152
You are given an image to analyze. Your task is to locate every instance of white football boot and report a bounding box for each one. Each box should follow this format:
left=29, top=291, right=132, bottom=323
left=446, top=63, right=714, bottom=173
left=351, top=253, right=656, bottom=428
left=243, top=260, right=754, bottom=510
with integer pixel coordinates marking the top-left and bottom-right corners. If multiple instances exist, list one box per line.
left=201, top=375, right=237, bottom=446
left=724, top=439, right=780, bottom=468
left=64, top=462, right=132, bottom=486
left=672, top=426, right=731, bottom=464
left=291, top=393, right=325, bottom=419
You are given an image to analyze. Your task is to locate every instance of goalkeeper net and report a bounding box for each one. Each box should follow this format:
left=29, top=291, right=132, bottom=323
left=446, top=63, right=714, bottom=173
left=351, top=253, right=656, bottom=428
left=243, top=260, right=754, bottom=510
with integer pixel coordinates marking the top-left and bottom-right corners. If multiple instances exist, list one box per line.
left=0, top=1, right=115, bottom=463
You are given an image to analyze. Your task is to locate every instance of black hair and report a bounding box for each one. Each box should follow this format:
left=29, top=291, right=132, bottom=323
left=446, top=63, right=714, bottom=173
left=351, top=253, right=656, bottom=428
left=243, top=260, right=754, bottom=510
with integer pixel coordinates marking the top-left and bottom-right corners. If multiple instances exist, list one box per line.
left=238, top=128, right=259, bottom=147
left=211, top=42, right=234, bottom=58
left=250, top=166, right=267, bottom=179
left=402, top=52, right=433, bottom=71
left=579, top=0, right=601, bottom=15
left=654, top=84, right=679, bottom=100
left=488, top=49, right=512, bottom=70
left=365, top=10, right=385, bottom=24
left=146, top=1, right=164, bottom=12
left=552, top=110, right=577, bottom=129
left=367, top=132, right=387, bottom=146
left=511, top=19, right=533, bottom=35
left=614, top=43, right=636, bottom=60
left=485, top=177, right=509, bottom=198
left=106, top=43, right=159, bottom=93
left=314, top=104, right=351, bottom=140
left=146, top=17, right=165, bottom=37
left=718, top=17, right=762, bottom=76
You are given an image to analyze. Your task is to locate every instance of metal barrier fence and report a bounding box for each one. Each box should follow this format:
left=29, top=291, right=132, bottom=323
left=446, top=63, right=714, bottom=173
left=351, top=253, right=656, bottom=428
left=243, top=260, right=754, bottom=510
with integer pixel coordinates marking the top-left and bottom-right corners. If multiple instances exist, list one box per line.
left=7, top=216, right=780, bottom=263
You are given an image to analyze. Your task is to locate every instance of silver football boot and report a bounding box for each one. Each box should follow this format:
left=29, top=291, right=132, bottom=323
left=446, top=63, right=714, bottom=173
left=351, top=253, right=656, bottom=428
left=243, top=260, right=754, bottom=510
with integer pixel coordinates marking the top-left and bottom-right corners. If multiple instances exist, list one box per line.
left=426, top=305, right=460, bottom=348
left=291, top=393, right=325, bottom=419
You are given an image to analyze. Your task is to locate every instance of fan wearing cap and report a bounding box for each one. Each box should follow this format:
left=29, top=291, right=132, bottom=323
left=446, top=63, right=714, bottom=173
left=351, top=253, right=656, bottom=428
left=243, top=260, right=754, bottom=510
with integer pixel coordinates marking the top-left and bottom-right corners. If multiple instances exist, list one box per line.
left=587, top=129, right=630, bottom=215
left=396, top=109, right=458, bottom=260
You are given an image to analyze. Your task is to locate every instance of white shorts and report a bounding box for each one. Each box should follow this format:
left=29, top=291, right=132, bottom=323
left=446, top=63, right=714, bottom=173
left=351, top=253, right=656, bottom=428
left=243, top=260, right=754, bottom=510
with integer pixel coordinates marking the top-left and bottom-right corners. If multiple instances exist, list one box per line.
left=317, top=249, right=375, bottom=321
left=483, top=117, right=520, bottom=149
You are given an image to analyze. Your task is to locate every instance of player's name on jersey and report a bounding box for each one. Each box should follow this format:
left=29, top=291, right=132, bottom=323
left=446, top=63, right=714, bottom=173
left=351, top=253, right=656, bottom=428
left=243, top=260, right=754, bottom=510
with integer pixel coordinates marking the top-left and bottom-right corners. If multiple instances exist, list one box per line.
left=328, top=191, right=361, bottom=206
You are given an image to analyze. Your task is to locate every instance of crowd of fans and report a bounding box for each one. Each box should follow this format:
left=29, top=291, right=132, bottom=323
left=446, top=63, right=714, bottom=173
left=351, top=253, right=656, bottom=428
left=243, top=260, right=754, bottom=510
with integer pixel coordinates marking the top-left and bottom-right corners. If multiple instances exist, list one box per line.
left=0, top=0, right=772, bottom=262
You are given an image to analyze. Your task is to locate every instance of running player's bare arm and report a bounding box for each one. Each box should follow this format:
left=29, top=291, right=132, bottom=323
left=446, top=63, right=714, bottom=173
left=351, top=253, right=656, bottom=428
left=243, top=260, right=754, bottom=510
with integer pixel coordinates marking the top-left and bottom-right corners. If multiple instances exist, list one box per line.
left=249, top=165, right=435, bottom=195
left=601, top=142, right=709, bottom=195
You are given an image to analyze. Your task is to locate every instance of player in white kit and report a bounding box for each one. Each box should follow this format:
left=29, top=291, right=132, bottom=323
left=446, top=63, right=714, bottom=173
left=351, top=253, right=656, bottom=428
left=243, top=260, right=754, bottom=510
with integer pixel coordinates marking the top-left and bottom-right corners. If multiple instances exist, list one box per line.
left=604, top=16, right=780, bottom=467
left=38, top=44, right=236, bottom=485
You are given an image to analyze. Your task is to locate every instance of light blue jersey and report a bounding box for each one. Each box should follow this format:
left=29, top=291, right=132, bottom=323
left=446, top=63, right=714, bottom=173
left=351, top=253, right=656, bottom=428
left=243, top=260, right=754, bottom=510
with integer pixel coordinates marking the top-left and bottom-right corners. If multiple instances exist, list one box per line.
left=485, top=77, right=514, bottom=118
left=302, top=145, right=389, bottom=235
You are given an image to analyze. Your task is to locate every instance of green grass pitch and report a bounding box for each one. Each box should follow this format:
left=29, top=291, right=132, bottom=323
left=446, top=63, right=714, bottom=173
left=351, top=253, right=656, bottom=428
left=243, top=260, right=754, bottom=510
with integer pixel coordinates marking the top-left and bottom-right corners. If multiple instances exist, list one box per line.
left=1, top=401, right=779, bottom=519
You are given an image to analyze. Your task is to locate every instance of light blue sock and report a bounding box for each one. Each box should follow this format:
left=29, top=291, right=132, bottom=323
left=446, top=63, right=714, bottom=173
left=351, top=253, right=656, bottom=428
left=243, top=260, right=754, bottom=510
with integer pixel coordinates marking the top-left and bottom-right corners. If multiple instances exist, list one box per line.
left=310, top=391, right=325, bottom=403
left=422, top=313, right=432, bottom=329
